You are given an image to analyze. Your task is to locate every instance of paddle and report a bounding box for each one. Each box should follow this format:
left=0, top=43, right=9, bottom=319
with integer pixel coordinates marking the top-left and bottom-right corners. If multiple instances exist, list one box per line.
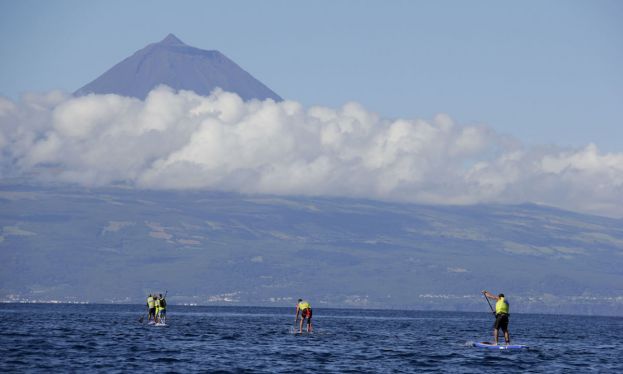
left=482, top=291, right=495, bottom=316
left=292, top=319, right=300, bottom=334
left=293, top=308, right=300, bottom=333
left=160, top=290, right=168, bottom=324
left=139, top=295, right=149, bottom=323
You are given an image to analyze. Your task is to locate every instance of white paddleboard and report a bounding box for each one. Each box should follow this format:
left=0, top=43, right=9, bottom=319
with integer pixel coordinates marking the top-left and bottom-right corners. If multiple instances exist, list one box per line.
left=472, top=341, right=528, bottom=350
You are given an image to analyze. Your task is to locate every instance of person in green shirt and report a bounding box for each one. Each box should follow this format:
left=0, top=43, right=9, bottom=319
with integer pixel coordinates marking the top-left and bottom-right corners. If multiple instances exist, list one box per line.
left=146, top=294, right=156, bottom=323
left=483, top=290, right=511, bottom=345
left=294, top=299, right=313, bottom=333
left=157, top=293, right=167, bottom=324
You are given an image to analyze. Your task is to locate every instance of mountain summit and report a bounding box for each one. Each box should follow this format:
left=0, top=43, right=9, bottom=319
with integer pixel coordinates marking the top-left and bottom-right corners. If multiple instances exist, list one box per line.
left=74, top=34, right=282, bottom=101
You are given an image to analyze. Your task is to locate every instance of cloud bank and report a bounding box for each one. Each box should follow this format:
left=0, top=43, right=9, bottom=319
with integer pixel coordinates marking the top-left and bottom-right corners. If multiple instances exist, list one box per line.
left=1, top=87, right=622, bottom=217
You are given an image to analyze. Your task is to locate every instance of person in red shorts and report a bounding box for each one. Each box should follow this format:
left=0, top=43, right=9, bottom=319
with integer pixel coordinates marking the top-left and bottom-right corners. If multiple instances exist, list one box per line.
left=294, top=298, right=313, bottom=333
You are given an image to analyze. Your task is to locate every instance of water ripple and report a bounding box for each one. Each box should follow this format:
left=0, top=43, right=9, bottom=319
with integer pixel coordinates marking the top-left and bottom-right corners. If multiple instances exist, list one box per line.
left=1, top=304, right=621, bottom=372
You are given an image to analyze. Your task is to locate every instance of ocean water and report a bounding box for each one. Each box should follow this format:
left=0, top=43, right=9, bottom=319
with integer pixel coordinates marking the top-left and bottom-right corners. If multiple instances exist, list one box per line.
left=1, top=304, right=621, bottom=373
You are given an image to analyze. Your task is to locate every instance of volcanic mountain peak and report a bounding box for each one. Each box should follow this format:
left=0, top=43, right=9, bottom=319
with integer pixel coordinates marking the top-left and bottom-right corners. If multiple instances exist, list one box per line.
left=74, top=34, right=282, bottom=101
left=159, top=33, right=186, bottom=46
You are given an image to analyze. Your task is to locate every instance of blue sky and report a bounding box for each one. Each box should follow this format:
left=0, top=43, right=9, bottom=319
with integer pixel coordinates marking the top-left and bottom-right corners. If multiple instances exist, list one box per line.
left=1, top=0, right=622, bottom=151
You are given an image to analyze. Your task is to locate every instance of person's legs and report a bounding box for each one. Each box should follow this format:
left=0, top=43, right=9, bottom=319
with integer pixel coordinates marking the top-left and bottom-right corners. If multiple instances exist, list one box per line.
left=493, top=314, right=501, bottom=344
left=501, top=315, right=510, bottom=344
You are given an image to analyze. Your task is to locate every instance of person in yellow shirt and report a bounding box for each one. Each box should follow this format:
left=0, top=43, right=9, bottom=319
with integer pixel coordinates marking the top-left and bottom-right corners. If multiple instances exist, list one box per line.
left=483, top=290, right=511, bottom=345
left=147, top=294, right=156, bottom=323
left=157, top=293, right=167, bottom=324
left=154, top=295, right=161, bottom=323
left=294, top=299, right=313, bottom=333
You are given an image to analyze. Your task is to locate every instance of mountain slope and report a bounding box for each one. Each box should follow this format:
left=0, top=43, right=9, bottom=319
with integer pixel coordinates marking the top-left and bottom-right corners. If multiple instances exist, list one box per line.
left=1, top=184, right=621, bottom=316
left=74, top=34, right=282, bottom=101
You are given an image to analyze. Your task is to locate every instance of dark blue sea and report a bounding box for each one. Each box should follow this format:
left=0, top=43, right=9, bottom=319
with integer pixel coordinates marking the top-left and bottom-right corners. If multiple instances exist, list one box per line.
left=1, top=304, right=622, bottom=373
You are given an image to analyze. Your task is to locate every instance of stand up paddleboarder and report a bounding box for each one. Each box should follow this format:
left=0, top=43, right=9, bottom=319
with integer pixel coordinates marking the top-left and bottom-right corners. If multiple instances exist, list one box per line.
left=147, top=294, right=156, bottom=323
left=157, top=293, right=167, bottom=324
left=483, top=290, right=511, bottom=345
left=294, top=299, right=313, bottom=333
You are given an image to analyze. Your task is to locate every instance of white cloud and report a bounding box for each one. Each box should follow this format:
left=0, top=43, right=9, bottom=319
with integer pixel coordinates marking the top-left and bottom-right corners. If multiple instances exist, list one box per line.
left=1, top=87, right=622, bottom=217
